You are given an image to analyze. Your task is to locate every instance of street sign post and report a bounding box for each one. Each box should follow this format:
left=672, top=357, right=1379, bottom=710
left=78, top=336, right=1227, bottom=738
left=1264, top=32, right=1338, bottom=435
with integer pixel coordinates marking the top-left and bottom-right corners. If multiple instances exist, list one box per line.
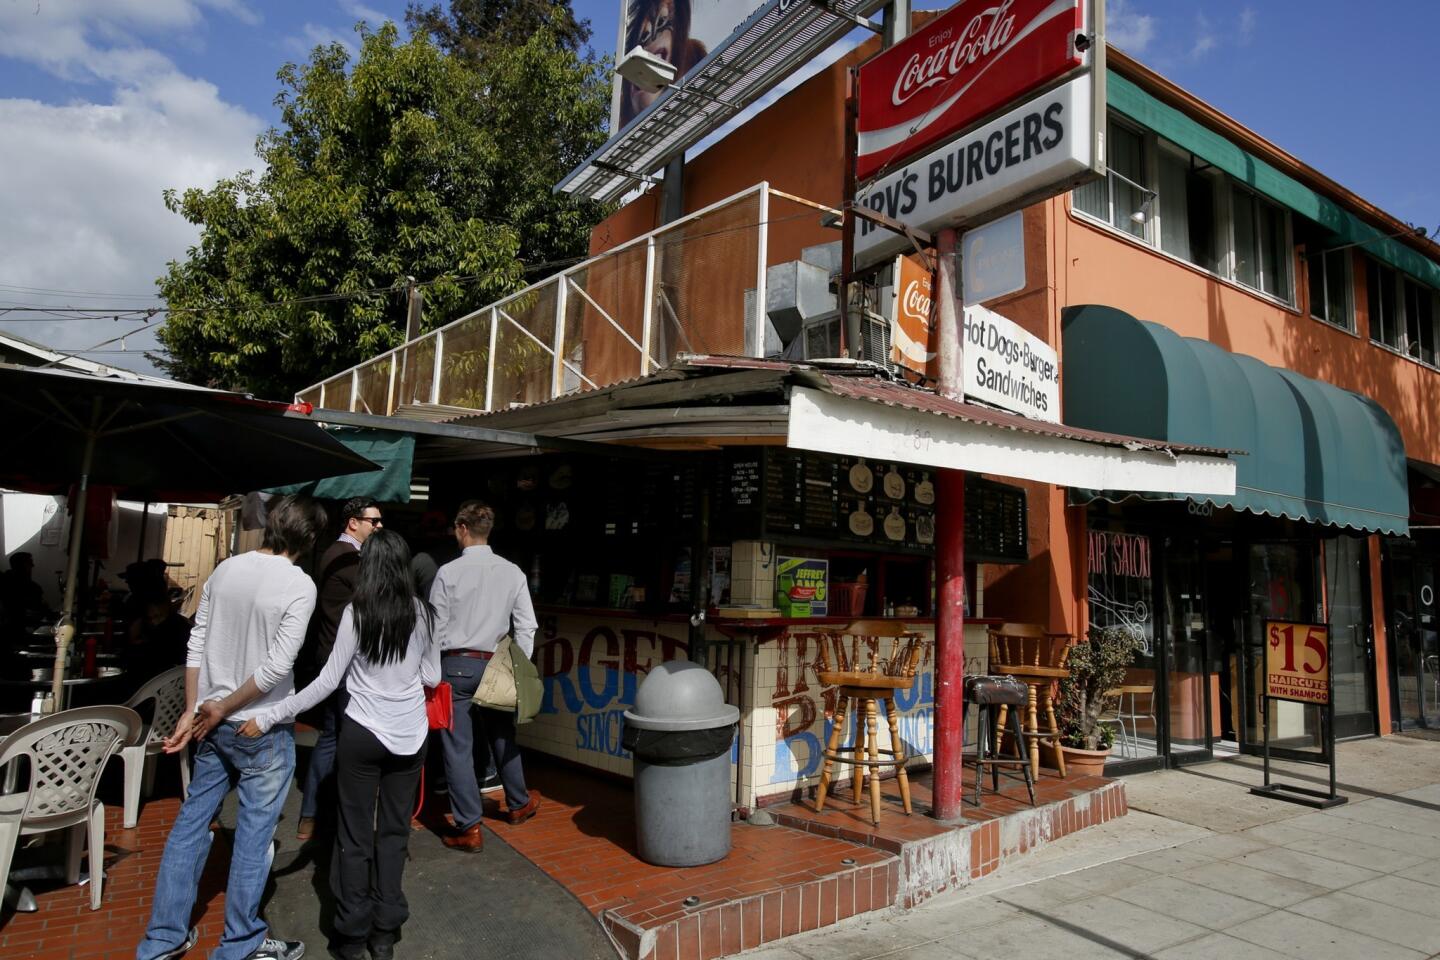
left=1250, top=620, right=1348, bottom=808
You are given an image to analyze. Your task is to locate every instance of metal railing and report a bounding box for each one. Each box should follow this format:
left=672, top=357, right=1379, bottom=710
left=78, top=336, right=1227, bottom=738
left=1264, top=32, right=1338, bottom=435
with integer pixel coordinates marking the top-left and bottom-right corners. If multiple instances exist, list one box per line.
left=297, top=184, right=838, bottom=417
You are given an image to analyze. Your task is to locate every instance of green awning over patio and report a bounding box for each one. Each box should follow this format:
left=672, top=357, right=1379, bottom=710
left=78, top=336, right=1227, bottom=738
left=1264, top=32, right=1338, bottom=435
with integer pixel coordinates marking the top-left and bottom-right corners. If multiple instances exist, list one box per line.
left=1063, top=305, right=1410, bottom=535
left=267, top=428, right=415, bottom=504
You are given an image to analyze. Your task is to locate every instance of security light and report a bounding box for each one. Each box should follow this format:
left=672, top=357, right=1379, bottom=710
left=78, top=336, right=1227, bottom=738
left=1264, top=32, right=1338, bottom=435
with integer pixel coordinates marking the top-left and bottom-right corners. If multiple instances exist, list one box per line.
left=616, top=46, right=677, bottom=94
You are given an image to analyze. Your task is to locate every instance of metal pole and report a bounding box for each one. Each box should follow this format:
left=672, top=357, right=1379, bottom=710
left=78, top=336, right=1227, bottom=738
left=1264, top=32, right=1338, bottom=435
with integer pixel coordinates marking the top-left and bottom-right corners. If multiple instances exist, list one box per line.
left=839, top=68, right=860, bottom=358
left=883, top=0, right=911, bottom=46
left=136, top=499, right=150, bottom=562
left=932, top=226, right=965, bottom=821
left=53, top=402, right=100, bottom=708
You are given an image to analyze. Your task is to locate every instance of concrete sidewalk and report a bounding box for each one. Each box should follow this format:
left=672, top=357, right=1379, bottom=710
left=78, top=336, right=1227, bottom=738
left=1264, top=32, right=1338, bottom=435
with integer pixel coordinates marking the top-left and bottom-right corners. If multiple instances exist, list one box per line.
left=736, top=737, right=1440, bottom=959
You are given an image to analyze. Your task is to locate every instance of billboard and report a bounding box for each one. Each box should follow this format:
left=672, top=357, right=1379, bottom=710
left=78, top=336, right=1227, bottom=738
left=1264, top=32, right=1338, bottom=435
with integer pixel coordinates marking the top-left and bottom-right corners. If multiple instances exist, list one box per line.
left=611, top=0, right=768, bottom=130
left=854, top=73, right=1094, bottom=269
left=856, top=0, right=1085, bottom=182
left=889, top=253, right=938, bottom=379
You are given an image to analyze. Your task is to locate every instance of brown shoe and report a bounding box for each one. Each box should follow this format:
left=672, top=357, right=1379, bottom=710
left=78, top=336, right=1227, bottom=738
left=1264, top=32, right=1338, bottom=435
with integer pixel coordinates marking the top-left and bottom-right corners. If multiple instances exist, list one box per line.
left=296, top=817, right=316, bottom=841
left=506, top=795, right=541, bottom=826
left=442, top=822, right=484, bottom=852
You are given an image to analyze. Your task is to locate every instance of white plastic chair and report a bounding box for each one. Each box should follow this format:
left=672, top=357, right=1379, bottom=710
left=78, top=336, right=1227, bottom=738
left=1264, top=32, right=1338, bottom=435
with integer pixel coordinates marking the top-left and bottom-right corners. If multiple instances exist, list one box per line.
left=121, top=667, right=190, bottom=829
left=0, top=705, right=140, bottom=910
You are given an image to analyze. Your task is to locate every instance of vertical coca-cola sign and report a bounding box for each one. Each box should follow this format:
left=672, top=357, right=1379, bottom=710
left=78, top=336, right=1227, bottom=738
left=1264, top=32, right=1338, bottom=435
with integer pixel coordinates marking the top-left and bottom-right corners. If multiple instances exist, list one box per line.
left=857, top=0, right=1085, bottom=182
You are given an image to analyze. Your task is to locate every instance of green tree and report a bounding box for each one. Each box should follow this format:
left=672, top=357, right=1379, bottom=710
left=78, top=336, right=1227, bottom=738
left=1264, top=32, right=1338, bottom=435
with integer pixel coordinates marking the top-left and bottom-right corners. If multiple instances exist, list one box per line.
left=406, top=0, right=592, bottom=57
left=156, top=18, right=610, bottom=396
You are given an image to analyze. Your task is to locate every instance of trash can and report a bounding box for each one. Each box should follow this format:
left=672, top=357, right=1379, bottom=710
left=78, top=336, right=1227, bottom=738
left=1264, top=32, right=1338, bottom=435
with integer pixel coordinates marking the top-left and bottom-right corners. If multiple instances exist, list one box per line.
left=622, top=660, right=740, bottom=867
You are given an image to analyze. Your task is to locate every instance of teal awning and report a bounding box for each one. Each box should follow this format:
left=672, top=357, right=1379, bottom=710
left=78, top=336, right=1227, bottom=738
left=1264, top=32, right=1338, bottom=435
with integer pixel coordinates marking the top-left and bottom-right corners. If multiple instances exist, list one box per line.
left=267, top=428, right=415, bottom=504
left=1063, top=305, right=1409, bottom=535
left=1108, top=70, right=1440, bottom=290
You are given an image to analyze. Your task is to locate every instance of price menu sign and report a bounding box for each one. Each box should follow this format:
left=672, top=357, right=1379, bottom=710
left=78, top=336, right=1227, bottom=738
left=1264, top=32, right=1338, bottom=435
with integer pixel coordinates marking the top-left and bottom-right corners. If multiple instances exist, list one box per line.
left=1264, top=620, right=1330, bottom=705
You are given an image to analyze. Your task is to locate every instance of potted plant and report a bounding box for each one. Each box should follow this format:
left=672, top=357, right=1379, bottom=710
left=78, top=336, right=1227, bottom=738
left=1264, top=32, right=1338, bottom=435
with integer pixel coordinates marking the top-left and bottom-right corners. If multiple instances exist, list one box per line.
left=1057, top=626, right=1144, bottom=777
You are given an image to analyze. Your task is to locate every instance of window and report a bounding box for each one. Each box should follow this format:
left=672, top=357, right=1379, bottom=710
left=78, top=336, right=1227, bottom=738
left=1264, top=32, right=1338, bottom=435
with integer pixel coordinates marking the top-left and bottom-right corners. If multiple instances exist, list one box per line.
left=1404, top=276, right=1437, bottom=365
left=1071, top=111, right=1293, bottom=305
left=1231, top=187, right=1291, bottom=301
left=1368, top=257, right=1440, bottom=365
left=1074, top=118, right=1148, bottom=240
left=1368, top=259, right=1400, bottom=350
left=1307, top=249, right=1353, bottom=331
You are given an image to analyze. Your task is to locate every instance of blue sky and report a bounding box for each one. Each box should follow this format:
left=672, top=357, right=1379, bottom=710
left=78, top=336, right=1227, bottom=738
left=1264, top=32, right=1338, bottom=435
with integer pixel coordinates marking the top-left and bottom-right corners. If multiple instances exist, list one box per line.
left=0, top=0, right=1436, bottom=378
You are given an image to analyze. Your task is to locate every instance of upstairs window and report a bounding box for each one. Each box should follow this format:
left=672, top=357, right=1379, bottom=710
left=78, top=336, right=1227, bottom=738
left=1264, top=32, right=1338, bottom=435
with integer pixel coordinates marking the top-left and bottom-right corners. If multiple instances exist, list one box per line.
left=1306, top=248, right=1353, bottom=332
left=1368, top=259, right=1400, bottom=350
left=1071, top=111, right=1292, bottom=306
left=1403, top=276, right=1437, bottom=366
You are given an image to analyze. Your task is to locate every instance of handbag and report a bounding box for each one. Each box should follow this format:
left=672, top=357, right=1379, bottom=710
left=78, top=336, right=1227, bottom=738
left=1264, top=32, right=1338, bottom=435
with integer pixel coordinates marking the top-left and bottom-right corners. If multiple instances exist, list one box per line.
left=424, top=682, right=453, bottom=730
left=472, top=637, right=518, bottom=711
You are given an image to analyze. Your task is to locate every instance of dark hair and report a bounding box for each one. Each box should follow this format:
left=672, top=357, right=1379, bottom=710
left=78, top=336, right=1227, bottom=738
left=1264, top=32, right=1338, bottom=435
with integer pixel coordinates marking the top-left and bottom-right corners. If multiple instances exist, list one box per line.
left=341, top=496, right=377, bottom=524
left=10, top=552, right=33, bottom=567
left=352, top=529, right=433, bottom=665
left=454, top=500, right=495, bottom=538
left=260, top=495, right=328, bottom=557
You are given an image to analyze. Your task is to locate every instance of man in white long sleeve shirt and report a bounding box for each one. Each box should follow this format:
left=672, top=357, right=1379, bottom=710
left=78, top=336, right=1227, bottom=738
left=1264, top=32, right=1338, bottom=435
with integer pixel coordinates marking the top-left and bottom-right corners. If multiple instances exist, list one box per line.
left=431, top=500, right=539, bottom=852
left=136, top=495, right=327, bottom=960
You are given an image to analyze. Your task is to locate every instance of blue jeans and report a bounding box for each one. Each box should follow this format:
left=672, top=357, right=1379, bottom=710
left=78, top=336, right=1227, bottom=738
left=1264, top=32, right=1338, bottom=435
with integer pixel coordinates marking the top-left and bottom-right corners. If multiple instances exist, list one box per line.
left=441, top=655, right=528, bottom=830
left=299, top=687, right=347, bottom=820
left=137, top=723, right=295, bottom=960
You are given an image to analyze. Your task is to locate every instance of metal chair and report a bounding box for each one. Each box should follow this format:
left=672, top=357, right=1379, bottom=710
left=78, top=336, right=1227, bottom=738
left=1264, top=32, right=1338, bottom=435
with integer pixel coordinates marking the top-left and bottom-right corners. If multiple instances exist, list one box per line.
left=121, top=667, right=190, bottom=829
left=988, top=623, right=1071, bottom=778
left=813, top=620, right=926, bottom=825
left=1101, top=684, right=1155, bottom=759
left=0, top=705, right=141, bottom=910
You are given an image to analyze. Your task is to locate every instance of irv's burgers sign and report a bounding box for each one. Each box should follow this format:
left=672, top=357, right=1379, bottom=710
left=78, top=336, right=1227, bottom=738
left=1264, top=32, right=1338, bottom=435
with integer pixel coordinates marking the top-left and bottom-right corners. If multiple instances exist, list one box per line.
left=856, top=0, right=1085, bottom=182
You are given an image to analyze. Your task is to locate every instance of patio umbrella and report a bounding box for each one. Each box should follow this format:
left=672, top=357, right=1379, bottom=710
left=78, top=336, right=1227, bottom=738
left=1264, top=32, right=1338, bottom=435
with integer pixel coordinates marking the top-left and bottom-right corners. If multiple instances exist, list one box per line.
left=0, top=363, right=378, bottom=703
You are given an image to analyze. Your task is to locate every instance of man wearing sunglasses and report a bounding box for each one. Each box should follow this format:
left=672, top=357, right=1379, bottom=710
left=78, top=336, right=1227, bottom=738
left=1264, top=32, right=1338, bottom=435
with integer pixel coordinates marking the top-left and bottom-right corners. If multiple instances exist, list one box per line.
left=296, top=496, right=383, bottom=840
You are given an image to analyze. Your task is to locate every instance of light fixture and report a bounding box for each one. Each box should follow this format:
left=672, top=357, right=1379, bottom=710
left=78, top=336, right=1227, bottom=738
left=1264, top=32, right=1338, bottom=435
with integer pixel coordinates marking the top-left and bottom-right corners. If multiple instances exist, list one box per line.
left=1130, top=194, right=1156, bottom=225
left=1107, top=169, right=1157, bottom=226
left=616, top=45, right=677, bottom=94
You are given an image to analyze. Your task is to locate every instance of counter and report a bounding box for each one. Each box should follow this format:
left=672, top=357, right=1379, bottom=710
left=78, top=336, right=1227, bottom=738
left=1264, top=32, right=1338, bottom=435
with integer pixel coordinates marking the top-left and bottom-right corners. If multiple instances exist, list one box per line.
left=519, top=607, right=1000, bottom=807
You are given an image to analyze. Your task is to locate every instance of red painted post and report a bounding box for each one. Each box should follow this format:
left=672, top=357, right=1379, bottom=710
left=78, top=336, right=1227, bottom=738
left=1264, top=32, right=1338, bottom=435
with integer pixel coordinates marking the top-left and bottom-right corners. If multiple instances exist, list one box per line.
left=931, top=226, right=965, bottom=821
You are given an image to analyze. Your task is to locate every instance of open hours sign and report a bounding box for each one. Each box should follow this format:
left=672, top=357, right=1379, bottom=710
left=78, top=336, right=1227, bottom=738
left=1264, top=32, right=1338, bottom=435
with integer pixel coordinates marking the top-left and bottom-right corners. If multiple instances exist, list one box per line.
left=1264, top=620, right=1330, bottom=705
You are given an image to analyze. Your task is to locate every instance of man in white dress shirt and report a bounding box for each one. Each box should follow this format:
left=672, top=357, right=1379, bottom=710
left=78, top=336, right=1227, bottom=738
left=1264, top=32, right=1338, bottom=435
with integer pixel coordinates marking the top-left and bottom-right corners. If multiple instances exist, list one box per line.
left=430, top=500, right=539, bottom=852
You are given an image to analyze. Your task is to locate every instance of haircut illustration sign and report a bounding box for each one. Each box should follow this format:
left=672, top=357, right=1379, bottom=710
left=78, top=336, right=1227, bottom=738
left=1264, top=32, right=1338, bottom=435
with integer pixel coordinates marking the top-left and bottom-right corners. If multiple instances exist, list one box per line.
left=856, top=0, right=1084, bottom=181
left=854, top=74, right=1093, bottom=270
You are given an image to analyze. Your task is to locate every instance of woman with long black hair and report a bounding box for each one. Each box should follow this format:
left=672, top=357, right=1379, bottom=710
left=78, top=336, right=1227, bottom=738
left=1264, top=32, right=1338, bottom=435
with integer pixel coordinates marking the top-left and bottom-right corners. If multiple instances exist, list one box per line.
left=241, top=529, right=440, bottom=960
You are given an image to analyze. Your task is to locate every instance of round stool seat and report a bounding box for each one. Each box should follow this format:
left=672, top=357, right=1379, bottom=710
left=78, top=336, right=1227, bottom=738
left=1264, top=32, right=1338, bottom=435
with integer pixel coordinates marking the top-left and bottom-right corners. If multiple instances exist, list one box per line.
left=963, top=674, right=1029, bottom=706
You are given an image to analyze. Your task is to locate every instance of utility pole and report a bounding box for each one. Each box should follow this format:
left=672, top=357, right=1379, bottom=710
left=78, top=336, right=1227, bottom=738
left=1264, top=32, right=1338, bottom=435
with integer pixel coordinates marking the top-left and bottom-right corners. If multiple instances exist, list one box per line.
left=932, top=226, right=965, bottom=822
left=404, top=276, right=423, bottom=341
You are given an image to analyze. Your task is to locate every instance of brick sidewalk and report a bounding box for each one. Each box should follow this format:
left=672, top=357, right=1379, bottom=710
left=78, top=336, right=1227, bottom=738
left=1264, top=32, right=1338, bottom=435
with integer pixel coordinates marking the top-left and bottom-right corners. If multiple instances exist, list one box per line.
left=1, top=797, right=231, bottom=960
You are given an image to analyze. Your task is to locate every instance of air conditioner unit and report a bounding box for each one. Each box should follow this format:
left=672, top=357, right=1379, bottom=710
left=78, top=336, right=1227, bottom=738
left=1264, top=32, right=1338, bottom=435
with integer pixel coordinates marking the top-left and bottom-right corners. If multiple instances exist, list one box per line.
left=796, top=309, right=892, bottom=364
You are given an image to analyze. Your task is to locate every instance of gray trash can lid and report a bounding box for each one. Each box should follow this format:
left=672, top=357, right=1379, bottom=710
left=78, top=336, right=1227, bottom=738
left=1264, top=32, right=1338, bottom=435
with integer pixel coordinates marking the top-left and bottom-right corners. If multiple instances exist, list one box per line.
left=623, top=660, right=740, bottom=731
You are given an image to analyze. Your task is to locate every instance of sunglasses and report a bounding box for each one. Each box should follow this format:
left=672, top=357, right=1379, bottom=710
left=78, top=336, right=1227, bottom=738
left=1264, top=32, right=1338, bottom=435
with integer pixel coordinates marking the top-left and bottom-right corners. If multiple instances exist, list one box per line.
left=357, top=516, right=384, bottom=526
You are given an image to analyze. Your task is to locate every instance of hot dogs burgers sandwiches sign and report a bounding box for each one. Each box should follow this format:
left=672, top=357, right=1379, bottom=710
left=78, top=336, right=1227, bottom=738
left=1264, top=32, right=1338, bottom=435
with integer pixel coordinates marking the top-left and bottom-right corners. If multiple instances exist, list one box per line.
left=853, top=0, right=1104, bottom=271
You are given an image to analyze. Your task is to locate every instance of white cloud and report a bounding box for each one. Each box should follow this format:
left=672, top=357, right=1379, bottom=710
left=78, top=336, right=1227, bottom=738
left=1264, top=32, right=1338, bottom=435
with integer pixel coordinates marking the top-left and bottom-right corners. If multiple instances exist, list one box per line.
left=1107, top=0, right=1157, bottom=55
left=1190, top=12, right=1217, bottom=60
left=1239, top=7, right=1257, bottom=44
left=339, top=0, right=393, bottom=26
left=286, top=21, right=361, bottom=59
left=0, top=0, right=262, bottom=376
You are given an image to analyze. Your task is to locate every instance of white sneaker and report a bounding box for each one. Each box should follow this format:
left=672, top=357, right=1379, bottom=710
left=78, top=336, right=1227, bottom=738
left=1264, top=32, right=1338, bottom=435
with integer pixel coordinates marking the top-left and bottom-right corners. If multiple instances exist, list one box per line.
left=245, top=938, right=305, bottom=960
left=153, top=926, right=200, bottom=960
left=481, top=773, right=503, bottom=795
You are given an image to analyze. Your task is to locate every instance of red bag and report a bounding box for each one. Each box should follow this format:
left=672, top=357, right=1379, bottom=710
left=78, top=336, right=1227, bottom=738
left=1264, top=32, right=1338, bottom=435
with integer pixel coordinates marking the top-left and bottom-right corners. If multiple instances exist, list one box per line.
left=424, top=682, right=453, bottom=730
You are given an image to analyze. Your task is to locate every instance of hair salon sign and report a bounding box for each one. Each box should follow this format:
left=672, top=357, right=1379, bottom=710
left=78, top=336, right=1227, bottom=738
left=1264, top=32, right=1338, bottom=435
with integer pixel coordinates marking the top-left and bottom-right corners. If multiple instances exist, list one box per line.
left=856, top=0, right=1085, bottom=182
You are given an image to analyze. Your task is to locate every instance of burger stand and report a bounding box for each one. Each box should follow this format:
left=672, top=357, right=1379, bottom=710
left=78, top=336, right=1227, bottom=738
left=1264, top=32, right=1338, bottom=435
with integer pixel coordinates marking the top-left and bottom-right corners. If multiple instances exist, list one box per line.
left=366, top=356, right=1236, bottom=814
left=295, top=0, right=1239, bottom=818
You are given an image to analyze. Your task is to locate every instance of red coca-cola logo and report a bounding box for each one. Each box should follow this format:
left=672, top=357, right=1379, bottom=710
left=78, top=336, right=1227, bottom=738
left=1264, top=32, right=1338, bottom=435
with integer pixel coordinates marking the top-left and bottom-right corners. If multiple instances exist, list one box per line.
left=892, top=0, right=1018, bottom=107
left=857, top=0, right=1082, bottom=182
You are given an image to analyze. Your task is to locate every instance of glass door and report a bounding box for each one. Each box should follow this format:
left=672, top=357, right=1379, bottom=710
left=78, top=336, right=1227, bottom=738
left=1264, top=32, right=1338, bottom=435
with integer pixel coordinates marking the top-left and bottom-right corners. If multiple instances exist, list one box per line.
left=1242, top=542, right=1324, bottom=760
left=1324, top=537, right=1377, bottom=739
left=1163, top=541, right=1213, bottom=762
left=1390, top=552, right=1440, bottom=728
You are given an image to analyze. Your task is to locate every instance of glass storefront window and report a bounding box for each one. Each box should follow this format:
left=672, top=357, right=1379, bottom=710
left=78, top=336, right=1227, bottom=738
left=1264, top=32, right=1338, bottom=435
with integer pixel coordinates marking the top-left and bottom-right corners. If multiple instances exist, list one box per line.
left=1088, top=528, right=1156, bottom=759
left=1245, top=543, right=1322, bottom=753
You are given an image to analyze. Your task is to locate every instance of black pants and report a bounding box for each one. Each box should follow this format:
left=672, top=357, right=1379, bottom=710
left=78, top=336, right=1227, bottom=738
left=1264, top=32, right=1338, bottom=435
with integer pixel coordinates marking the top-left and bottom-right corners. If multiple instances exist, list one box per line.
left=332, top=721, right=426, bottom=943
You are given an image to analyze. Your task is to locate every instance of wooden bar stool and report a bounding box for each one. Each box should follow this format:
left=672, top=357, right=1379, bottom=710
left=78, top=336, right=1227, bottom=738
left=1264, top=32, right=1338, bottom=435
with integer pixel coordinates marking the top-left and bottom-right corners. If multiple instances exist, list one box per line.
left=812, top=620, right=925, bottom=825
left=988, top=623, right=1071, bottom=779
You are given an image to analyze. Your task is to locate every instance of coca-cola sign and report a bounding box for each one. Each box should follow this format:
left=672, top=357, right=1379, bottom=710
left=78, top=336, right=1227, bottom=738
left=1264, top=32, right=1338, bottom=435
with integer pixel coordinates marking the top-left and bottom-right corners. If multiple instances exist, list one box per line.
left=889, top=254, right=937, bottom=378
left=857, top=0, right=1083, bottom=182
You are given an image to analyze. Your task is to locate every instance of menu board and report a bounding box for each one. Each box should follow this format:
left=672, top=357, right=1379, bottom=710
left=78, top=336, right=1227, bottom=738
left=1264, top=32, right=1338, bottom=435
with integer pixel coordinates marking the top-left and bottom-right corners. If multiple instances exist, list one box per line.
left=718, top=449, right=1027, bottom=562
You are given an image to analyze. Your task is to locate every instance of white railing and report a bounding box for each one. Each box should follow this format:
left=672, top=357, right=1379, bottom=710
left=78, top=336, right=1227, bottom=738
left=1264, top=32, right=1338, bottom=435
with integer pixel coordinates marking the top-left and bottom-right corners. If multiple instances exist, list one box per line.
left=297, top=184, right=837, bottom=417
